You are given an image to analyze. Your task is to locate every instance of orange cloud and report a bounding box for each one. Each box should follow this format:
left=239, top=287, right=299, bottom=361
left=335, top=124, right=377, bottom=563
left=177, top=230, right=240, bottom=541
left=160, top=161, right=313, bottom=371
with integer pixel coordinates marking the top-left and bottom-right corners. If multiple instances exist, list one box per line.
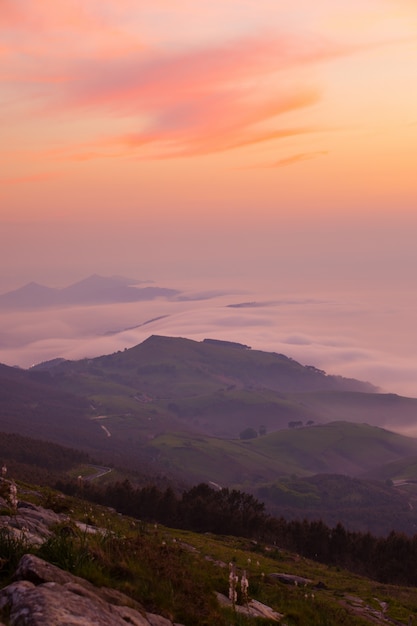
left=61, top=34, right=344, bottom=111
left=0, top=10, right=380, bottom=163
left=26, top=33, right=333, bottom=160
left=105, top=87, right=320, bottom=158
left=44, top=90, right=318, bottom=162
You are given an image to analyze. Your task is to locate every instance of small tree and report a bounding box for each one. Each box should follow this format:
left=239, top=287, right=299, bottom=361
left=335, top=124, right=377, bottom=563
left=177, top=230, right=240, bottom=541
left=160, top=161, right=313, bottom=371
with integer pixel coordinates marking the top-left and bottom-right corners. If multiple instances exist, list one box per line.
left=239, top=427, right=258, bottom=440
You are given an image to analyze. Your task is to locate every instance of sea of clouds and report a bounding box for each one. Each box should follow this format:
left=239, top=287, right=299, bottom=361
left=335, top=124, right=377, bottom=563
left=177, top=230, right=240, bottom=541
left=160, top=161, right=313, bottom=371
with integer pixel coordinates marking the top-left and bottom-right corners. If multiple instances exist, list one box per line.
left=1, top=283, right=416, bottom=402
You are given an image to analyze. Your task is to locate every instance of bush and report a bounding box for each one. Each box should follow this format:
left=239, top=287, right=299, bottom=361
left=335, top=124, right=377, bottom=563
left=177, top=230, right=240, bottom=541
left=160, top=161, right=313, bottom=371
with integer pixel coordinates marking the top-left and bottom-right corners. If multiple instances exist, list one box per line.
left=239, top=428, right=258, bottom=440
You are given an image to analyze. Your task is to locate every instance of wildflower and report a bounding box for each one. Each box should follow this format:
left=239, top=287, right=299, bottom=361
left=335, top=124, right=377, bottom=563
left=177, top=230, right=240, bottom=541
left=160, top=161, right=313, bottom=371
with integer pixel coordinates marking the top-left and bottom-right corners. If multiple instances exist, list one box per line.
left=9, top=481, right=18, bottom=510
left=1, top=464, right=7, bottom=478
left=241, top=570, right=249, bottom=606
left=229, top=563, right=238, bottom=607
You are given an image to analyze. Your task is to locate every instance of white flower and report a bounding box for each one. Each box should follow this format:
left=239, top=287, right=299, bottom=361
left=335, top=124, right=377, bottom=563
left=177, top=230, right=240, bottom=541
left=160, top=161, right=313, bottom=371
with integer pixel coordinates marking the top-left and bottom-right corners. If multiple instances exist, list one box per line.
left=241, top=571, right=249, bottom=595
left=228, top=563, right=239, bottom=607
left=9, top=481, right=18, bottom=510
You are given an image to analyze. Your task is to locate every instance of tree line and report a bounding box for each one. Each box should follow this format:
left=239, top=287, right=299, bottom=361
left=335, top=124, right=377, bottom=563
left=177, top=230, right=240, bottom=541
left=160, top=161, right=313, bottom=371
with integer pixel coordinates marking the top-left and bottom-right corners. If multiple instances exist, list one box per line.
left=56, top=478, right=417, bottom=587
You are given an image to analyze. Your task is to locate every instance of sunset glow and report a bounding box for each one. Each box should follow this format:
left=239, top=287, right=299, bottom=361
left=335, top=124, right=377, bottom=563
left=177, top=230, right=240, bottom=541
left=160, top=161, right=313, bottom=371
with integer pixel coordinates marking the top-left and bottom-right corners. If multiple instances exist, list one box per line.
left=1, top=1, right=417, bottom=396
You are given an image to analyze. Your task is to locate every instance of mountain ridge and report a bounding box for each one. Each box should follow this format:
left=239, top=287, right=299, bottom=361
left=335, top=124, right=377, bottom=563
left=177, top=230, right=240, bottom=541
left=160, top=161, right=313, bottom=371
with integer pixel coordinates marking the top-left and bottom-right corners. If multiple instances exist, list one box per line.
left=0, top=275, right=179, bottom=309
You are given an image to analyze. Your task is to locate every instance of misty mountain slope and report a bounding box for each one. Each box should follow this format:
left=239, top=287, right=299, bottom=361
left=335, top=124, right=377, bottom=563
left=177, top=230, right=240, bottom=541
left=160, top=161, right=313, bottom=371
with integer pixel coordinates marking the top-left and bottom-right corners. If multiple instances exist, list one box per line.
left=4, top=341, right=417, bottom=536
left=0, top=361, right=175, bottom=467
left=3, top=334, right=417, bottom=484
left=0, top=363, right=100, bottom=449
left=37, top=334, right=417, bottom=440
left=294, top=390, right=417, bottom=433
left=43, top=333, right=377, bottom=401
left=123, top=335, right=377, bottom=393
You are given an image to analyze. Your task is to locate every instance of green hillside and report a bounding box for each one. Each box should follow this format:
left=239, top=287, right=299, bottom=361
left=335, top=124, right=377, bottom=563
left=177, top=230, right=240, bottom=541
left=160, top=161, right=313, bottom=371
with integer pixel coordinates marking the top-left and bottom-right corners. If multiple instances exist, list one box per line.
left=251, top=421, right=417, bottom=476
left=26, top=334, right=417, bottom=446
left=146, top=422, right=417, bottom=485
left=2, top=335, right=417, bottom=536
left=0, top=363, right=99, bottom=449
left=2, top=478, right=417, bottom=625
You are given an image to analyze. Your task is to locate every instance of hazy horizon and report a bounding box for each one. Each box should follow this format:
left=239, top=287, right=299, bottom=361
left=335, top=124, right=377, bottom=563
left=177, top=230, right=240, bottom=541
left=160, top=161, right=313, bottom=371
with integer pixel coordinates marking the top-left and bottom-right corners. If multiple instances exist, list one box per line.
left=1, top=271, right=416, bottom=401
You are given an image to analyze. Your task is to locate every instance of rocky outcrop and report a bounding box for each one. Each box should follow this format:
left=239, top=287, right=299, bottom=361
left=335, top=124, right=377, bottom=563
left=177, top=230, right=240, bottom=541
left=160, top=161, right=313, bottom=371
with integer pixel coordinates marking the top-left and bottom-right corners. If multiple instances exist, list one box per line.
left=0, top=490, right=185, bottom=626
left=0, top=494, right=282, bottom=625
left=1, top=500, right=68, bottom=546
left=0, top=554, right=183, bottom=626
left=268, top=573, right=313, bottom=586
left=215, top=592, right=283, bottom=621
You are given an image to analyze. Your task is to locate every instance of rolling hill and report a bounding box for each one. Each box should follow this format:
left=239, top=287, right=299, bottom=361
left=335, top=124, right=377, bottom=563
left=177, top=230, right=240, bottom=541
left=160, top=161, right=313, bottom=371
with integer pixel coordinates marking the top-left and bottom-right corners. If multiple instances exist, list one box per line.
left=2, top=335, right=417, bottom=458
left=145, top=421, right=417, bottom=484
left=33, top=334, right=417, bottom=440
left=3, top=333, right=417, bottom=535
left=2, top=334, right=417, bottom=532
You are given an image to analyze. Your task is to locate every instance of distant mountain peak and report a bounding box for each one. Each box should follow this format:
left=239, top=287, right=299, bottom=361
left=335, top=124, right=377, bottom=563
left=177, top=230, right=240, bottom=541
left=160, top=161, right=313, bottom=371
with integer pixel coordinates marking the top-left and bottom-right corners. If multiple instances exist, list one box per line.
left=9, top=281, right=54, bottom=294
left=0, top=276, right=179, bottom=310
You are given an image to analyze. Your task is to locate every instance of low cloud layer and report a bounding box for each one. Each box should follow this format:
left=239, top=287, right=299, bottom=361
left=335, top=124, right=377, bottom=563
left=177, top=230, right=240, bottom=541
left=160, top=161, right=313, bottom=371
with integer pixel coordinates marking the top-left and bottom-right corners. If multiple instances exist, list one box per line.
left=1, top=286, right=416, bottom=401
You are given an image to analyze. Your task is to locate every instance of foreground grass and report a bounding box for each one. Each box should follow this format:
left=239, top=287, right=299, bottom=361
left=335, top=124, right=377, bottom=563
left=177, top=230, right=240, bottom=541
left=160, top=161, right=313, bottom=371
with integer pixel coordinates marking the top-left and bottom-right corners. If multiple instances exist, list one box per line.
left=1, top=486, right=417, bottom=625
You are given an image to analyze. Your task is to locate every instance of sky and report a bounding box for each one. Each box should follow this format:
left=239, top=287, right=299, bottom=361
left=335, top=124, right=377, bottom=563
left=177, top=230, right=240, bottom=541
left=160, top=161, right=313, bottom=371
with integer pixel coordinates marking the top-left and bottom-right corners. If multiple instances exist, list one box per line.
left=1, top=1, right=417, bottom=398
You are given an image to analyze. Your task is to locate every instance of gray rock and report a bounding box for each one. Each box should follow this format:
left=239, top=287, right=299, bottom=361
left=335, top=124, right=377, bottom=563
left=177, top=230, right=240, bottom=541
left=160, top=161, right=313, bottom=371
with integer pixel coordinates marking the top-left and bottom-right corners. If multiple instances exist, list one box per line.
left=15, top=554, right=92, bottom=588
left=147, top=613, right=176, bottom=626
left=14, top=554, right=143, bottom=610
left=0, top=554, right=183, bottom=626
left=268, top=572, right=312, bottom=586
left=112, top=604, right=150, bottom=625
left=215, top=592, right=282, bottom=621
left=0, top=502, right=68, bottom=546
left=0, top=579, right=137, bottom=626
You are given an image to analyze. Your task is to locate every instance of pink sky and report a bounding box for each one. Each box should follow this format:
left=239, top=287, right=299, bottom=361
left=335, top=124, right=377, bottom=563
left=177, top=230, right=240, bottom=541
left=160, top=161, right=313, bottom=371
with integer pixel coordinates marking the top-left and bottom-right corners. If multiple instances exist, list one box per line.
left=1, top=1, right=417, bottom=398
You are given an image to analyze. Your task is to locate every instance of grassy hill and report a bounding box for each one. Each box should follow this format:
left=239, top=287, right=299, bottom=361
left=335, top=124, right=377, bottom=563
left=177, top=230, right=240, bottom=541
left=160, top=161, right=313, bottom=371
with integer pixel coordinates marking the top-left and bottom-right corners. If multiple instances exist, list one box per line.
left=26, top=334, right=417, bottom=443
left=145, top=422, right=417, bottom=484
left=2, top=422, right=417, bottom=536
left=254, top=473, right=417, bottom=536
left=2, top=335, right=417, bottom=476
left=3, top=335, right=417, bottom=536
left=143, top=423, right=417, bottom=535
left=0, top=363, right=99, bottom=449
left=2, top=479, right=417, bottom=625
